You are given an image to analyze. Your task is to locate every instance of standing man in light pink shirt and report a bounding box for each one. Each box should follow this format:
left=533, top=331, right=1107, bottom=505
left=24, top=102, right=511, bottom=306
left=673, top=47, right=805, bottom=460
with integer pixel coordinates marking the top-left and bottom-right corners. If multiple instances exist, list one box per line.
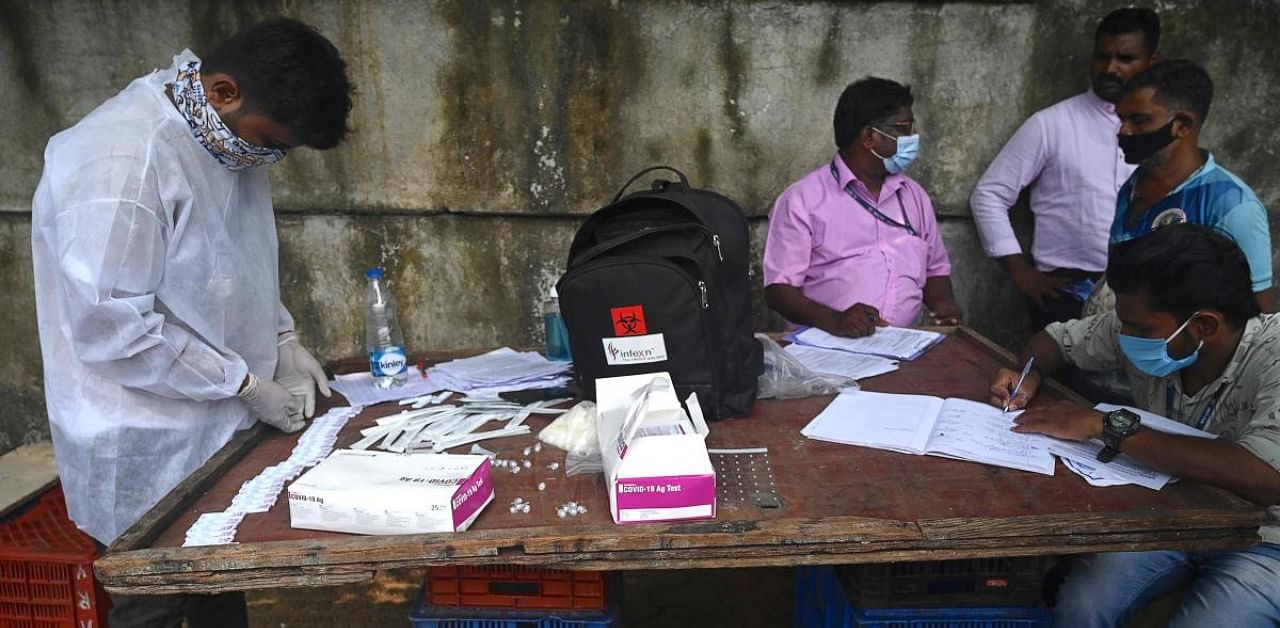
left=764, top=77, right=961, bottom=338
left=971, top=8, right=1159, bottom=330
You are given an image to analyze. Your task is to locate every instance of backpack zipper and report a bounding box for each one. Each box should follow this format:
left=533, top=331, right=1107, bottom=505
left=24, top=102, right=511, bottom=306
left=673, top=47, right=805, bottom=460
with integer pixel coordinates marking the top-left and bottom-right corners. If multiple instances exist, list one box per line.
left=571, top=224, right=711, bottom=268
left=712, top=234, right=723, bottom=261
left=698, top=280, right=708, bottom=308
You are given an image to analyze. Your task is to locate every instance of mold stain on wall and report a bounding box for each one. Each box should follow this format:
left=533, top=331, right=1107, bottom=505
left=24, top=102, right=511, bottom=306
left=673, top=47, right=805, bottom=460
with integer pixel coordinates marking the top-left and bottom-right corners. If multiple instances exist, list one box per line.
left=434, top=0, right=643, bottom=214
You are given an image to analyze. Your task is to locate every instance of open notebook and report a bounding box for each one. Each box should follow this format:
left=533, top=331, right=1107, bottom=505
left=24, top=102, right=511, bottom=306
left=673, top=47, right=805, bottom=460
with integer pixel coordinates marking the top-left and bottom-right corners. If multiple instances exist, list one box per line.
left=801, top=391, right=1057, bottom=475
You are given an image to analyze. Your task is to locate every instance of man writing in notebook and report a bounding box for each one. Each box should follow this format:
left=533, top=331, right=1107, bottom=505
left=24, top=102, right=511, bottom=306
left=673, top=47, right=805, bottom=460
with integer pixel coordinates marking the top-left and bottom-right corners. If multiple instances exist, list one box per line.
left=971, top=8, right=1158, bottom=330
left=763, top=77, right=961, bottom=338
left=987, top=224, right=1280, bottom=627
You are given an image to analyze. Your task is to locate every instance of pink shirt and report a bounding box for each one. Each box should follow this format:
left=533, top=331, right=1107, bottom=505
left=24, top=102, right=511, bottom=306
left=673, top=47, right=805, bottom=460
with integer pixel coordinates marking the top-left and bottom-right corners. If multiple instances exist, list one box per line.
left=763, top=156, right=952, bottom=327
left=970, top=90, right=1135, bottom=273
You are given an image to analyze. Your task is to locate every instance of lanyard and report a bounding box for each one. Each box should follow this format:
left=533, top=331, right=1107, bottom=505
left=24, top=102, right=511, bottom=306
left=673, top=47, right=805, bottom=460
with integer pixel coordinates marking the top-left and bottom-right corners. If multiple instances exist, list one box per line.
left=1165, top=381, right=1227, bottom=431
left=830, top=161, right=918, bottom=237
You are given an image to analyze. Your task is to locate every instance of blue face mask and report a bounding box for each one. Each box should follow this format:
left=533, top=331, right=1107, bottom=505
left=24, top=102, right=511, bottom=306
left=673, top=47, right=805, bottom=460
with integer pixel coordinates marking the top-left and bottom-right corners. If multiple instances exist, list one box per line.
left=1118, top=313, right=1204, bottom=377
left=870, top=128, right=920, bottom=174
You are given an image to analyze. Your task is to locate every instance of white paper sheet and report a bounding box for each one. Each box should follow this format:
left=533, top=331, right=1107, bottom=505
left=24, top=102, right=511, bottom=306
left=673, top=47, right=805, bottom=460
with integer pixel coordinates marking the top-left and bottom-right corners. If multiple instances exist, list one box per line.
left=1049, top=440, right=1171, bottom=490
left=330, top=366, right=446, bottom=406
left=784, top=344, right=900, bottom=381
left=790, top=326, right=944, bottom=361
left=1046, top=404, right=1216, bottom=490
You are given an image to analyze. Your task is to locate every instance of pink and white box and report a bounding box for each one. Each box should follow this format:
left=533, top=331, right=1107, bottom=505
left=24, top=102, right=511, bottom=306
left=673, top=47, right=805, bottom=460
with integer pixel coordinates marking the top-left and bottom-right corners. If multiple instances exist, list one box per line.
left=288, top=450, right=493, bottom=535
left=596, top=372, right=716, bottom=525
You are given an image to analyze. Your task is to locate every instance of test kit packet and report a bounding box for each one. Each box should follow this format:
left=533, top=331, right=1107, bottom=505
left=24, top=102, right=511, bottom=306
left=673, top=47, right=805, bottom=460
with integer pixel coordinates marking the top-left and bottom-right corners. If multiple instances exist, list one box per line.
left=596, top=372, right=716, bottom=524
left=288, top=450, right=493, bottom=535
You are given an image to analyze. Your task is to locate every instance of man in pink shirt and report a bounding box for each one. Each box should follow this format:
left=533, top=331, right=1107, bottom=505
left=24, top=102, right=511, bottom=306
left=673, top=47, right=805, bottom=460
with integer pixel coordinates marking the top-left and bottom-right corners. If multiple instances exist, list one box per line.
left=971, top=8, right=1159, bottom=330
left=764, top=77, right=961, bottom=338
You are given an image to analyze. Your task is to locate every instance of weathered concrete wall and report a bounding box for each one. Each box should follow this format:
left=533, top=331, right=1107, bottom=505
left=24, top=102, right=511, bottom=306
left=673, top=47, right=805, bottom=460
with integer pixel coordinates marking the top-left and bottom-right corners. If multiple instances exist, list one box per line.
left=1, top=0, right=1278, bottom=454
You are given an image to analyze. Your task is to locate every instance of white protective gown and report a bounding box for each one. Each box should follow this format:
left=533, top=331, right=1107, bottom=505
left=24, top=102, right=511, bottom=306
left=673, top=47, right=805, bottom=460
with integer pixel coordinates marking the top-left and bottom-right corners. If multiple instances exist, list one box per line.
left=31, top=50, right=293, bottom=544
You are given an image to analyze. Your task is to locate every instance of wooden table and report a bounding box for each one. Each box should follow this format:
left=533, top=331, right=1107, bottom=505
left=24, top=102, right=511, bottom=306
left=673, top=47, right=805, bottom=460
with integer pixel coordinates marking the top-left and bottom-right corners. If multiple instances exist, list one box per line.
left=96, top=328, right=1265, bottom=594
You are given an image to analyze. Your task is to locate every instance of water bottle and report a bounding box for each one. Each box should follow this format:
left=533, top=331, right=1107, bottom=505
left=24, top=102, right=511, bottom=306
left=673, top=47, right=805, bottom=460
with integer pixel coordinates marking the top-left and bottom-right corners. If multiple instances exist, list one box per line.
left=542, top=287, right=572, bottom=362
left=364, top=267, right=408, bottom=388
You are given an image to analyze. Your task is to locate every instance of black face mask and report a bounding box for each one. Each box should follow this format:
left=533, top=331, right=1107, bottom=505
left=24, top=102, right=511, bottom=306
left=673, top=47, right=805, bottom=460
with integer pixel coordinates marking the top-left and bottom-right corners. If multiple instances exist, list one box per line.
left=1118, top=119, right=1176, bottom=164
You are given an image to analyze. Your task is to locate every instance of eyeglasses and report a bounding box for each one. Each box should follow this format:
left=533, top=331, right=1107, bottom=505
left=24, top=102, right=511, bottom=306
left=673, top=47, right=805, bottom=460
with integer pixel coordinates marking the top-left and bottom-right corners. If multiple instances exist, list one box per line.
left=873, top=120, right=917, bottom=138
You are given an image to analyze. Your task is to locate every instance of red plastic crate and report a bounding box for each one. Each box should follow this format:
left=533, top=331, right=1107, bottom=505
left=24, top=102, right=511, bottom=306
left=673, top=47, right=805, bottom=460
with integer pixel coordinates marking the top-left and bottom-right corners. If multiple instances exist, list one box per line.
left=0, top=486, right=109, bottom=628
left=426, top=566, right=608, bottom=611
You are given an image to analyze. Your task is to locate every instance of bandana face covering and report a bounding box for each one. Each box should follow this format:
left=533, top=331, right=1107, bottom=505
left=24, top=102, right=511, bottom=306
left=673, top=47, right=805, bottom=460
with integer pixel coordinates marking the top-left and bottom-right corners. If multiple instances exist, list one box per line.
left=169, top=61, right=287, bottom=170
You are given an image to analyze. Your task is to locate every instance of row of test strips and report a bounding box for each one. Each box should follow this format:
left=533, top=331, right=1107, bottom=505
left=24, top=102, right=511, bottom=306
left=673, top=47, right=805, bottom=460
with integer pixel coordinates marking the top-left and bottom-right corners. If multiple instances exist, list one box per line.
left=182, top=405, right=361, bottom=547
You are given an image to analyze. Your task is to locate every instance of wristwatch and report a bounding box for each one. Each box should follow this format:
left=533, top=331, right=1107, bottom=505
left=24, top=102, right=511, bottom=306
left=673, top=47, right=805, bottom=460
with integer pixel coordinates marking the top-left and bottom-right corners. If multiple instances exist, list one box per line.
left=1097, top=409, right=1141, bottom=463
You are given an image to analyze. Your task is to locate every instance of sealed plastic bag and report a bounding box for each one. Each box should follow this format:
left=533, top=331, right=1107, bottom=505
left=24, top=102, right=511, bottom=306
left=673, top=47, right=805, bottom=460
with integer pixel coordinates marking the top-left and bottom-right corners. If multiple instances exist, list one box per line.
left=755, top=333, right=858, bottom=399
left=538, top=401, right=604, bottom=476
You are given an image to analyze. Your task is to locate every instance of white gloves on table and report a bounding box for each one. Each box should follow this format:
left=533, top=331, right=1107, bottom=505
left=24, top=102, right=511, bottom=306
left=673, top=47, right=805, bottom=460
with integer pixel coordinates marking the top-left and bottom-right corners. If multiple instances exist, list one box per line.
left=238, top=372, right=305, bottom=433
left=275, top=331, right=332, bottom=419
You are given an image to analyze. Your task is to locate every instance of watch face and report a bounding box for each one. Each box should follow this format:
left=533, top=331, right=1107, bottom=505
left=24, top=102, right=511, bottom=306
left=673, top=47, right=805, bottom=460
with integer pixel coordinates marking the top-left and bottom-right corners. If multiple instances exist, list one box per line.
left=1109, top=410, right=1139, bottom=430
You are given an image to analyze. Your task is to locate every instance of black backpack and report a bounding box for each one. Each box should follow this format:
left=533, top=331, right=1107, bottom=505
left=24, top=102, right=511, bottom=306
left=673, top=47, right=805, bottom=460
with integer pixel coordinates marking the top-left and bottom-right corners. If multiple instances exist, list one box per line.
left=557, top=166, right=763, bottom=420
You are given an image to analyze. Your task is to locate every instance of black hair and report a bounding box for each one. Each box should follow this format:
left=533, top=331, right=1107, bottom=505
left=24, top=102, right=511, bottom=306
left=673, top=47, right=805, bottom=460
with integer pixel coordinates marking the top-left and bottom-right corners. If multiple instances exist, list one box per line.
left=202, top=18, right=354, bottom=149
left=833, top=77, right=913, bottom=150
left=1108, top=223, right=1260, bottom=328
left=1122, top=59, right=1214, bottom=125
left=1096, top=7, right=1160, bottom=53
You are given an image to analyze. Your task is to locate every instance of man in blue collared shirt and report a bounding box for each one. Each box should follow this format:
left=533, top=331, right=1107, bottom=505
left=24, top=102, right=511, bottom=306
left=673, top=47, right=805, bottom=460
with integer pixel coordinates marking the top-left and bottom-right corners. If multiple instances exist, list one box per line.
left=1080, top=60, right=1273, bottom=403
left=1105, top=60, right=1274, bottom=311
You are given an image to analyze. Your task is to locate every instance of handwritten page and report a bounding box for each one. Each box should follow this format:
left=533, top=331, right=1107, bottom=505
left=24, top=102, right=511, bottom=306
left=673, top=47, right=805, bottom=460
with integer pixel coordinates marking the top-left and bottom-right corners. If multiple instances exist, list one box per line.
left=801, top=391, right=940, bottom=454
left=924, top=398, right=1057, bottom=476
left=791, top=326, right=945, bottom=361
left=784, top=344, right=900, bottom=381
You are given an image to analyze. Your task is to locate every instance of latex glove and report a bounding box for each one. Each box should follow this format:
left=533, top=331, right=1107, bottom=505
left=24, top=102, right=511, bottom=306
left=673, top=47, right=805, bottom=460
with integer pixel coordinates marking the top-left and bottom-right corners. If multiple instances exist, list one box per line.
left=238, top=372, right=304, bottom=433
left=275, top=331, right=331, bottom=419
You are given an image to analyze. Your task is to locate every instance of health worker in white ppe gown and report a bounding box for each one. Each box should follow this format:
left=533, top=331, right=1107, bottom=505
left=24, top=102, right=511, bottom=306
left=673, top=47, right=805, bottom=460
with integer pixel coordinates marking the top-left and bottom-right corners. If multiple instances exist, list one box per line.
left=30, top=18, right=353, bottom=628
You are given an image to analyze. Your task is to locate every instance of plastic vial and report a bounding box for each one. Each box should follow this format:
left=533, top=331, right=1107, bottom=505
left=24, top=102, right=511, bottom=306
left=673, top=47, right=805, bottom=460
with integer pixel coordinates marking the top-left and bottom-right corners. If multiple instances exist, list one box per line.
left=542, top=287, right=572, bottom=362
left=364, top=268, right=408, bottom=388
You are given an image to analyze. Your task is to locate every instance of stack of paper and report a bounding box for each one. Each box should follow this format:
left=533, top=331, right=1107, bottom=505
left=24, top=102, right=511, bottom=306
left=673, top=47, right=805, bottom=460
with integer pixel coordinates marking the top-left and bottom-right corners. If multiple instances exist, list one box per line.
left=788, top=326, right=944, bottom=361
left=1049, top=404, right=1216, bottom=490
left=783, top=344, right=899, bottom=381
left=182, top=406, right=359, bottom=547
left=427, top=348, right=571, bottom=396
left=330, top=366, right=447, bottom=407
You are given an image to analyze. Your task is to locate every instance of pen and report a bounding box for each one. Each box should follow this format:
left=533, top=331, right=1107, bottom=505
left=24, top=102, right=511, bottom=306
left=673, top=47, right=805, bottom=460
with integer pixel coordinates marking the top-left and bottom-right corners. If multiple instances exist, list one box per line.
left=1004, top=356, right=1036, bottom=413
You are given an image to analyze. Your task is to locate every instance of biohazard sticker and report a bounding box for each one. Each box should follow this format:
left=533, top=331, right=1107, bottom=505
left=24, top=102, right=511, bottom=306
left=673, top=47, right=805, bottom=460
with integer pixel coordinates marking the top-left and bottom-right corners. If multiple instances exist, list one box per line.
left=603, top=334, right=668, bottom=365
left=611, top=305, right=648, bottom=336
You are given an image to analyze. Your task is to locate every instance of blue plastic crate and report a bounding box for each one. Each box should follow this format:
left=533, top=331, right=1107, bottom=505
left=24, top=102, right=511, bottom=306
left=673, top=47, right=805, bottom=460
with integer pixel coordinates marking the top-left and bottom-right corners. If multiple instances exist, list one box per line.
left=796, top=566, right=1052, bottom=628
left=409, top=585, right=621, bottom=628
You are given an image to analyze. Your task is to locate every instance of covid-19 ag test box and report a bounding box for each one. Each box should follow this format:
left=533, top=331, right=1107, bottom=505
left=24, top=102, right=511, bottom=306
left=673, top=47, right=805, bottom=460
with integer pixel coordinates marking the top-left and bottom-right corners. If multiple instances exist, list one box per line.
left=288, top=450, right=493, bottom=535
left=596, top=372, right=716, bottom=524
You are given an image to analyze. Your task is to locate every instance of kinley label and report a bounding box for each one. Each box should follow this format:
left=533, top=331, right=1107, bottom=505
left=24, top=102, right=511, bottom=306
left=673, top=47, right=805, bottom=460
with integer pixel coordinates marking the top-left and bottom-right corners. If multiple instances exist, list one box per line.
left=603, top=333, right=668, bottom=365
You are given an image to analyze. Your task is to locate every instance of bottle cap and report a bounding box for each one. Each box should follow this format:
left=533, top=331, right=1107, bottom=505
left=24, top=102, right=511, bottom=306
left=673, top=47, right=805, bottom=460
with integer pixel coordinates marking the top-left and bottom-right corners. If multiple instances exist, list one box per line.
left=365, top=267, right=384, bottom=279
